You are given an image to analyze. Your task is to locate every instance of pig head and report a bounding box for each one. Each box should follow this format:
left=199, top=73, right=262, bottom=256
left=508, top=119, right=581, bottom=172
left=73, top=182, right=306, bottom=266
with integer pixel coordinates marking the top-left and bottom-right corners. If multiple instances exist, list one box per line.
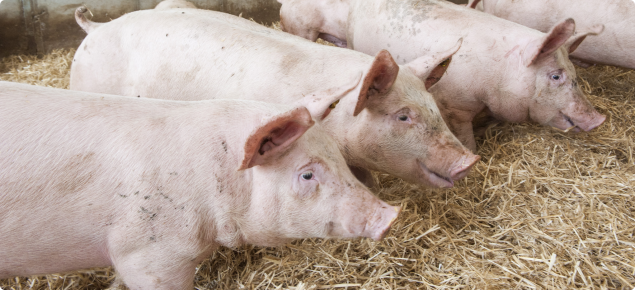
left=326, top=43, right=480, bottom=187
left=472, top=19, right=606, bottom=133
left=234, top=81, right=402, bottom=246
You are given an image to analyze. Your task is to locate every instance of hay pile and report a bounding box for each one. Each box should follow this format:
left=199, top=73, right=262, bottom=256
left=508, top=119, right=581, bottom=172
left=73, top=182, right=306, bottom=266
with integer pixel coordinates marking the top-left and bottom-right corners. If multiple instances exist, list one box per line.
left=0, top=49, right=74, bottom=89
left=1, top=43, right=633, bottom=289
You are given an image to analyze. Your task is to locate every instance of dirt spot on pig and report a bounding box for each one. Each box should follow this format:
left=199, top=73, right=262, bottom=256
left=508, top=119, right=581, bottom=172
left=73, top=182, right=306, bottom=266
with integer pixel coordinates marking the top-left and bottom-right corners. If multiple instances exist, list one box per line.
left=139, top=206, right=158, bottom=221
left=221, top=140, right=228, bottom=153
left=387, top=0, right=438, bottom=23
left=54, top=152, right=96, bottom=194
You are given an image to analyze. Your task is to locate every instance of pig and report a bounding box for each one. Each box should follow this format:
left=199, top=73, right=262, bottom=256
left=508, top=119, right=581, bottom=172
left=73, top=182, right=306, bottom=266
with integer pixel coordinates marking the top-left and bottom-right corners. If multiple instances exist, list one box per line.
left=278, top=0, right=607, bottom=151
left=468, top=0, right=635, bottom=69
left=155, top=0, right=197, bottom=10
left=0, top=80, right=400, bottom=290
left=70, top=7, right=480, bottom=189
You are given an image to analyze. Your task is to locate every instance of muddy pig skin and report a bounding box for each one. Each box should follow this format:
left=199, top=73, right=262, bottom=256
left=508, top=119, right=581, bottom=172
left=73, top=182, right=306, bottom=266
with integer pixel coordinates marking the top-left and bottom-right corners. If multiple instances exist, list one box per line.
left=0, top=81, right=400, bottom=290
left=278, top=0, right=606, bottom=151
left=155, top=0, right=197, bottom=9
left=468, top=0, right=635, bottom=69
left=70, top=8, right=480, bottom=188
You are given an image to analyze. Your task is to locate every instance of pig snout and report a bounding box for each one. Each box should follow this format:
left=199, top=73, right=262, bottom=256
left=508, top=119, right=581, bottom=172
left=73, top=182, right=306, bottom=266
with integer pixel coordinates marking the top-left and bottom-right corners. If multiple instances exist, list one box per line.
left=558, top=100, right=606, bottom=132
left=420, top=136, right=480, bottom=188
left=362, top=200, right=401, bottom=241
left=330, top=187, right=401, bottom=241
left=449, top=153, right=481, bottom=181
left=576, top=111, right=606, bottom=132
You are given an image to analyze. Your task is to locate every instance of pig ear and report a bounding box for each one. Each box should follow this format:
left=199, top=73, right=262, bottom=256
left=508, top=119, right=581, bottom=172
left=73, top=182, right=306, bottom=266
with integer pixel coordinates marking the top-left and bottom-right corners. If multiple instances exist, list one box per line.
left=298, top=72, right=362, bottom=121
left=565, top=24, right=604, bottom=54
left=354, top=50, right=400, bottom=116
left=405, top=38, right=462, bottom=89
left=238, top=108, right=314, bottom=170
left=522, top=18, right=575, bottom=67
left=467, top=0, right=481, bottom=9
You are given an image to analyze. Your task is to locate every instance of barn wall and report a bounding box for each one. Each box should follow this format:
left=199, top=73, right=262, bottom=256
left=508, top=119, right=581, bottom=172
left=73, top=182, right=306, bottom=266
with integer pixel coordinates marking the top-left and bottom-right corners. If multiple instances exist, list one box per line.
left=0, top=0, right=281, bottom=57
left=0, top=0, right=467, bottom=57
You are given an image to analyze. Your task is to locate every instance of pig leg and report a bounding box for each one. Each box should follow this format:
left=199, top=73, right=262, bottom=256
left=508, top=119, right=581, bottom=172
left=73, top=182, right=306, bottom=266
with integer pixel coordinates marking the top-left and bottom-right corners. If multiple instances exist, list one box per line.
left=114, top=251, right=198, bottom=290
left=449, top=119, right=478, bottom=153
left=349, top=165, right=377, bottom=190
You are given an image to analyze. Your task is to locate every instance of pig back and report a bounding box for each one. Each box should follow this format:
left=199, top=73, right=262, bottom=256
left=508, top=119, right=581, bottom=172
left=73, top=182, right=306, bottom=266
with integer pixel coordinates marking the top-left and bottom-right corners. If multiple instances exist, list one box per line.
left=482, top=0, right=635, bottom=69
left=348, top=0, right=541, bottom=64
left=70, top=9, right=371, bottom=105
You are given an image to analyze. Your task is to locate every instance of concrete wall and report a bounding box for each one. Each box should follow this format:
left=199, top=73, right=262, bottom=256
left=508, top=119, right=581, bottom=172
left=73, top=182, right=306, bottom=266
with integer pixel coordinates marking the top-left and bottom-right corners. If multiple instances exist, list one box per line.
left=0, top=0, right=467, bottom=57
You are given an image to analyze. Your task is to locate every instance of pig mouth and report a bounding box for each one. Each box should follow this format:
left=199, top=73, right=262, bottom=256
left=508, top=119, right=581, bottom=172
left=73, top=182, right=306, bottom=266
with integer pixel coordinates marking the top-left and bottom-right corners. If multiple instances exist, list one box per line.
left=559, top=112, right=581, bottom=132
left=417, top=160, right=454, bottom=188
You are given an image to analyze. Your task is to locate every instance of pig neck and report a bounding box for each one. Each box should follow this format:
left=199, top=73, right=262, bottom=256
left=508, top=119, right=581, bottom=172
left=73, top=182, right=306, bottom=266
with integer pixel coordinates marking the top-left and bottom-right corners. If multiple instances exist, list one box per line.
left=187, top=106, right=267, bottom=249
left=318, top=88, right=372, bottom=169
left=115, top=100, right=256, bottom=250
left=108, top=99, right=257, bottom=250
left=479, top=33, right=544, bottom=122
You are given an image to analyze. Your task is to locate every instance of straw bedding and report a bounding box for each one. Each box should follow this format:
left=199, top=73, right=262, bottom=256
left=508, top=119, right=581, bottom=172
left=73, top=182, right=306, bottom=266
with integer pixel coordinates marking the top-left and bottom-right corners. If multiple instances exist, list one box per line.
left=0, top=28, right=633, bottom=290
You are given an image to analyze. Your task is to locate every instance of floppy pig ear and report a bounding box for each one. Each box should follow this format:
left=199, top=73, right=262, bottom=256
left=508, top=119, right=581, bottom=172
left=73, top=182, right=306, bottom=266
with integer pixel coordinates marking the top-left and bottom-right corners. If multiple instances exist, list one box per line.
left=522, top=18, right=575, bottom=67
left=299, top=72, right=362, bottom=121
left=238, top=108, right=314, bottom=170
left=354, top=50, right=399, bottom=116
left=565, top=24, right=604, bottom=54
left=405, top=38, right=462, bottom=89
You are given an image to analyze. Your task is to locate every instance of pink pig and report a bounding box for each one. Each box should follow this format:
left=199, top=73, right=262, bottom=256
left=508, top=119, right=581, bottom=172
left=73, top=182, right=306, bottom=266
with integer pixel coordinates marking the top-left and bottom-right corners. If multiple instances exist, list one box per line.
left=0, top=81, right=400, bottom=290
left=71, top=7, right=480, bottom=188
left=469, top=0, right=635, bottom=69
left=279, top=0, right=606, bottom=151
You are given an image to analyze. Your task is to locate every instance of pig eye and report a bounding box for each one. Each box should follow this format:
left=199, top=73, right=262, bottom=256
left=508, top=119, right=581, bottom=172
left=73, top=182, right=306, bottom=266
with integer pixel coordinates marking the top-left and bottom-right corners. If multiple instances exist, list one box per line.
left=551, top=74, right=561, bottom=81
left=301, top=172, right=314, bottom=180
left=398, top=115, right=410, bottom=122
